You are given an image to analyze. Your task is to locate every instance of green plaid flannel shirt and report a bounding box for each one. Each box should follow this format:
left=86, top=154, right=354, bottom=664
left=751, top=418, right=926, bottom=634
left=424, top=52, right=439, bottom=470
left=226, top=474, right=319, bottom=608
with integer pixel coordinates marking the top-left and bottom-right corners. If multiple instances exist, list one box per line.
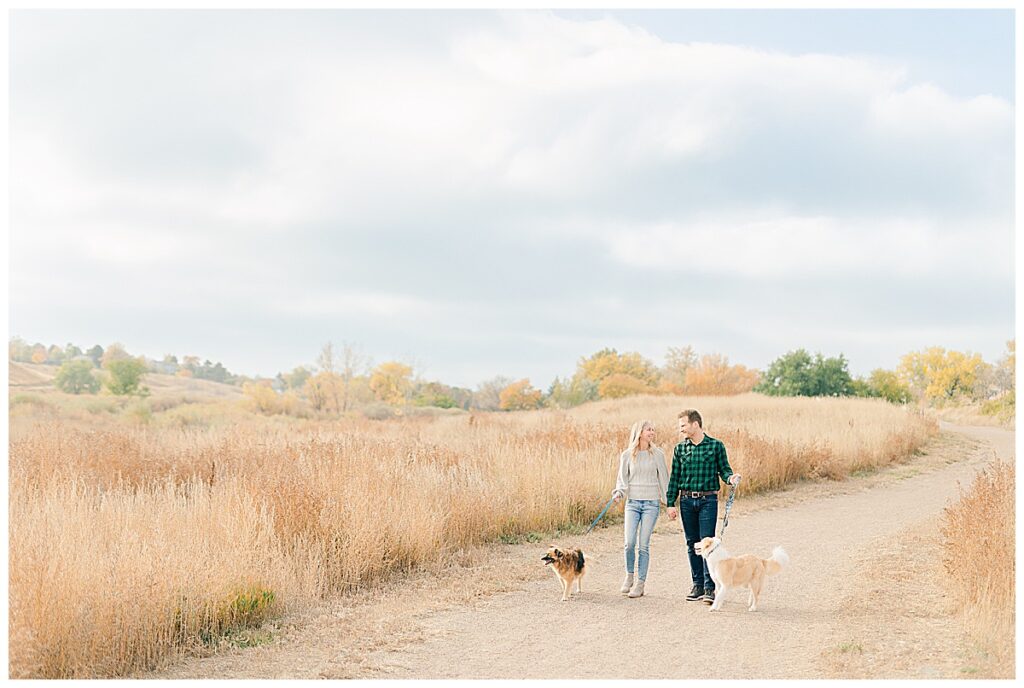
left=666, top=435, right=734, bottom=507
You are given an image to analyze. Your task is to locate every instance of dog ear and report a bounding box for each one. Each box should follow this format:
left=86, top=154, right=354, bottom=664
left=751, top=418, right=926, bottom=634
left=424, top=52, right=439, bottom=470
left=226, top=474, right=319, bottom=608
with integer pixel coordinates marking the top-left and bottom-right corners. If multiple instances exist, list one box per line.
left=553, top=548, right=562, bottom=557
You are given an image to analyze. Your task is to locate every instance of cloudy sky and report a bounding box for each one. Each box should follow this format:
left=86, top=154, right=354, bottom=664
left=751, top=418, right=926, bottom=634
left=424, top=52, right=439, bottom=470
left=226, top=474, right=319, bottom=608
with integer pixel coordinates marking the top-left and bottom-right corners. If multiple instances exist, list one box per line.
left=9, top=9, right=1015, bottom=389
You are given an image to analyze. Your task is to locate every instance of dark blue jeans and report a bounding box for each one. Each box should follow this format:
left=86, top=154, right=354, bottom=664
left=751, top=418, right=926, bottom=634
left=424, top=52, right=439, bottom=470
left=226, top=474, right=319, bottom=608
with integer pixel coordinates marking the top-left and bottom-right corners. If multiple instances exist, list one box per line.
left=679, top=494, right=718, bottom=591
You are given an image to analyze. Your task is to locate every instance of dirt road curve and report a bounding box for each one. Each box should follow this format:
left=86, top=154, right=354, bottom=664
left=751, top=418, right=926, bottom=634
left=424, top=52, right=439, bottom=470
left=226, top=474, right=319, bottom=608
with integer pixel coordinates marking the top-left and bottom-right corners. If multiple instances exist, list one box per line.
left=144, top=424, right=1013, bottom=679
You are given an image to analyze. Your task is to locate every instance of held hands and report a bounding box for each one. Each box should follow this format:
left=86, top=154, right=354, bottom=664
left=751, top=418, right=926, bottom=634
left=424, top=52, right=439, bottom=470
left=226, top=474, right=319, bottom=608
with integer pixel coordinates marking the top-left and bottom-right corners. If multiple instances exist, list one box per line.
left=667, top=507, right=678, bottom=520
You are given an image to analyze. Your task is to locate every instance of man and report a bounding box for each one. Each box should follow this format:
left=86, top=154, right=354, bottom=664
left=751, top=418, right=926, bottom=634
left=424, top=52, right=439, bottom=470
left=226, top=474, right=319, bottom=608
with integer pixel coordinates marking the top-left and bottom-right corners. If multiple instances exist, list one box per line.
left=666, top=409, right=741, bottom=604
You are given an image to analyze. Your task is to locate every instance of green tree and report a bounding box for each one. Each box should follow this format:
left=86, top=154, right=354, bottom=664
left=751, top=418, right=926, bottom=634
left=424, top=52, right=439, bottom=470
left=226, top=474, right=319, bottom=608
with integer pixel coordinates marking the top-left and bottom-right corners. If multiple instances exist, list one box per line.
left=86, top=345, right=104, bottom=367
left=54, top=359, right=100, bottom=394
left=104, top=358, right=149, bottom=396
left=413, top=381, right=458, bottom=408
left=545, top=375, right=599, bottom=408
left=755, top=349, right=853, bottom=397
left=46, top=344, right=65, bottom=364
left=282, top=366, right=312, bottom=391
left=867, top=369, right=912, bottom=404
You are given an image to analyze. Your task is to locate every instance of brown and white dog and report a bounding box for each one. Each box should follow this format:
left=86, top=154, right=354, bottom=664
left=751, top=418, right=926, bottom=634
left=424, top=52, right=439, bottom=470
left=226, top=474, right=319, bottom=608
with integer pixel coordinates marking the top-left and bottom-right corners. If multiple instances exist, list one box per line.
left=541, top=546, right=586, bottom=601
left=694, top=536, right=788, bottom=612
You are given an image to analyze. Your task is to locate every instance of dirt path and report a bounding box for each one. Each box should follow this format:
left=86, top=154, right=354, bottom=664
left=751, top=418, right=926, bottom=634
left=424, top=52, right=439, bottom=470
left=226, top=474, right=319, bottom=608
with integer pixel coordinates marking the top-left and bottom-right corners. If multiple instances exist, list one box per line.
left=143, top=423, right=1013, bottom=679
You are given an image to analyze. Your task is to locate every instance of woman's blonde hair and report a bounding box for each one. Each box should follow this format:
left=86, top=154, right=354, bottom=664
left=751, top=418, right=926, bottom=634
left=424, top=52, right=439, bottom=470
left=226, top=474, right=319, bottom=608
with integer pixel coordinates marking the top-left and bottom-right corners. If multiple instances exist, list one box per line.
left=626, top=419, right=657, bottom=461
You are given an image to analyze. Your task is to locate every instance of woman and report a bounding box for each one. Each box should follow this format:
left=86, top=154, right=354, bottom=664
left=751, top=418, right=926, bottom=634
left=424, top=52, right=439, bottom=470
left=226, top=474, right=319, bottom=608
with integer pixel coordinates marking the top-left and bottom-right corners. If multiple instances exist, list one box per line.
left=612, top=419, right=670, bottom=598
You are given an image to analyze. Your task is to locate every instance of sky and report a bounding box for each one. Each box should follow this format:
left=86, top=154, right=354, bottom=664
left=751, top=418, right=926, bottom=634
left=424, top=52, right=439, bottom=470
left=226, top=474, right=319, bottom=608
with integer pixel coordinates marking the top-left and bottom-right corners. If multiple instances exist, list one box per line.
left=7, top=8, right=1016, bottom=390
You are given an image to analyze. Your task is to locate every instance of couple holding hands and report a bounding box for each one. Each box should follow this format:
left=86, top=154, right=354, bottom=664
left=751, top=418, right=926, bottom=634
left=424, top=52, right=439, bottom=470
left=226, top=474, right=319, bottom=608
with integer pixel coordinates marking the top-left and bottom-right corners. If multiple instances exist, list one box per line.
left=611, top=409, right=740, bottom=602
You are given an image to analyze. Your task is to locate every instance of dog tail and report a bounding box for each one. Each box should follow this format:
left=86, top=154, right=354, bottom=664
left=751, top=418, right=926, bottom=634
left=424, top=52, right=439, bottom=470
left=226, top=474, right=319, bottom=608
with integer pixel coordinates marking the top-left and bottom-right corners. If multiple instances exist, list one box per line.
left=576, top=550, right=585, bottom=573
left=764, top=546, right=789, bottom=575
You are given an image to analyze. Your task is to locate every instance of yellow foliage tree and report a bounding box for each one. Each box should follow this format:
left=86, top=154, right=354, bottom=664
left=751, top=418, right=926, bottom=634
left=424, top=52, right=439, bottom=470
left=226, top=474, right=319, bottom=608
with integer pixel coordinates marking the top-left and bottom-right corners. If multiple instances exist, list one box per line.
left=369, top=362, right=413, bottom=406
left=683, top=354, right=760, bottom=396
left=303, top=371, right=341, bottom=412
left=577, top=348, right=660, bottom=392
left=898, top=347, right=987, bottom=404
left=598, top=373, right=657, bottom=399
left=243, top=381, right=295, bottom=415
left=499, top=379, right=542, bottom=410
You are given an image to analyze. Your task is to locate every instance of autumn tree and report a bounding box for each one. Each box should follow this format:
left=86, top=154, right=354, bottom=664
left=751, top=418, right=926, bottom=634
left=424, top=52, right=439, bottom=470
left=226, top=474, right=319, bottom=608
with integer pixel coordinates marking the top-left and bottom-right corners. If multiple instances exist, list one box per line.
left=898, top=347, right=987, bottom=404
left=661, top=345, right=698, bottom=393
left=472, top=376, right=514, bottom=410
left=683, top=354, right=760, bottom=395
left=369, top=361, right=414, bottom=406
left=243, top=380, right=297, bottom=415
left=865, top=368, right=912, bottom=404
left=577, top=348, right=661, bottom=388
left=598, top=373, right=657, bottom=399
left=303, top=372, right=332, bottom=412
left=499, top=379, right=542, bottom=410
left=338, top=341, right=370, bottom=412
left=101, top=343, right=133, bottom=369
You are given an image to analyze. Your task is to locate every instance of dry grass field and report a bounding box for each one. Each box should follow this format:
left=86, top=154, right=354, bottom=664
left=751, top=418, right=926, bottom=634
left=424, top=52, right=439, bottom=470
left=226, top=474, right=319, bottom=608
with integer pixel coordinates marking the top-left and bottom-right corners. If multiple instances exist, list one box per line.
left=9, top=390, right=938, bottom=677
left=942, top=458, right=1015, bottom=674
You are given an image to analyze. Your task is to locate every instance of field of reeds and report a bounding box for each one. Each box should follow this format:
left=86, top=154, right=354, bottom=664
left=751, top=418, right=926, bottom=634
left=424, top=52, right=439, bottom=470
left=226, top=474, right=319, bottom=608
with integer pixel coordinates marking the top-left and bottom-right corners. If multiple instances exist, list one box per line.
left=941, top=458, right=1015, bottom=676
left=9, top=393, right=938, bottom=677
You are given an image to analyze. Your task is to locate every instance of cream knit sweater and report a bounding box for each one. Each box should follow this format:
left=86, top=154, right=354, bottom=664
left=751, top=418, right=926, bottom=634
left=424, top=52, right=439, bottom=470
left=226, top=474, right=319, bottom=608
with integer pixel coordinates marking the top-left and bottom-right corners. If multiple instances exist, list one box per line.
left=612, top=447, right=670, bottom=503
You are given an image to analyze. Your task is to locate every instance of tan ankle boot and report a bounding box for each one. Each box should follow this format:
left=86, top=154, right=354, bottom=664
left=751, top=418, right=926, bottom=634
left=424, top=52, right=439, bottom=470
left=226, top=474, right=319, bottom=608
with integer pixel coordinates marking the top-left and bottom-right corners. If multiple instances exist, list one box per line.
left=628, top=579, right=645, bottom=598
left=620, top=573, right=634, bottom=594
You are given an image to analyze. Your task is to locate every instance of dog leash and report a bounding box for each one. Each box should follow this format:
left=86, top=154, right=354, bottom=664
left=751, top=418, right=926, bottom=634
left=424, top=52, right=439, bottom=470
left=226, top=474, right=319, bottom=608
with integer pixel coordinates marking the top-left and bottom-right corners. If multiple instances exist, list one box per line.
left=720, top=476, right=741, bottom=535
left=584, top=495, right=617, bottom=535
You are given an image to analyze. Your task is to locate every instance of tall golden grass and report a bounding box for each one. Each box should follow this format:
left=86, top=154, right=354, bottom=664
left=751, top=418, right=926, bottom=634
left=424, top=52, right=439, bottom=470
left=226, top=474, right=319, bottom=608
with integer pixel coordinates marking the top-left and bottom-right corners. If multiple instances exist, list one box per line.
left=941, top=459, right=1015, bottom=675
left=9, top=394, right=936, bottom=677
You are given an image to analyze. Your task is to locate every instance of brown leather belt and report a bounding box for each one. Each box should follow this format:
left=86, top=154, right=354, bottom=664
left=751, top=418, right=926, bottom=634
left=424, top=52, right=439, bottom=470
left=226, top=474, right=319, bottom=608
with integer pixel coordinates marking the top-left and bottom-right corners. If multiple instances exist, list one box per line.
left=682, top=490, right=719, bottom=498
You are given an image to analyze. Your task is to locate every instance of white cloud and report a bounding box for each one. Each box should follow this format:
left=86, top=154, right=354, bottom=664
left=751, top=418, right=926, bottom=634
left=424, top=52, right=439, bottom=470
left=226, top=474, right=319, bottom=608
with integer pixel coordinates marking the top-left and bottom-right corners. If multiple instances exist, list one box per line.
left=8, top=10, right=1013, bottom=382
left=268, top=291, right=445, bottom=319
left=602, top=213, right=1012, bottom=280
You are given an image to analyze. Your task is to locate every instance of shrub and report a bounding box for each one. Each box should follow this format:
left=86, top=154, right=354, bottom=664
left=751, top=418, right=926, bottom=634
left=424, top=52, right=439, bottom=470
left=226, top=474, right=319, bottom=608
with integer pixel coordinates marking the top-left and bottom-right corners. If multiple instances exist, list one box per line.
left=54, top=360, right=100, bottom=394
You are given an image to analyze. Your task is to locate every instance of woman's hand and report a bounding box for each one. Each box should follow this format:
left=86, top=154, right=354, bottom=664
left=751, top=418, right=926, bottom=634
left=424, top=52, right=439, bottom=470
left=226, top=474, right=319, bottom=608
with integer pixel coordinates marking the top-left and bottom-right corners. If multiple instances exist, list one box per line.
left=611, top=490, right=623, bottom=503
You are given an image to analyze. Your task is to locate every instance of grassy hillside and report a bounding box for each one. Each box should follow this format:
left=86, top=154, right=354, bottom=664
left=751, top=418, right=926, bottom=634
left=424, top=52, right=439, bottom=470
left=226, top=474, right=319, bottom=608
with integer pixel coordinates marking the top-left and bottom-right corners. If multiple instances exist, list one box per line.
left=9, top=361, right=243, bottom=399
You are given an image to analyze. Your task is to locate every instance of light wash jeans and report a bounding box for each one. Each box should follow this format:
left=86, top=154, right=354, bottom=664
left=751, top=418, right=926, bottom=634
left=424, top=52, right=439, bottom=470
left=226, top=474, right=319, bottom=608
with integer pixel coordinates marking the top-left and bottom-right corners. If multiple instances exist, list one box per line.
left=624, top=499, right=660, bottom=581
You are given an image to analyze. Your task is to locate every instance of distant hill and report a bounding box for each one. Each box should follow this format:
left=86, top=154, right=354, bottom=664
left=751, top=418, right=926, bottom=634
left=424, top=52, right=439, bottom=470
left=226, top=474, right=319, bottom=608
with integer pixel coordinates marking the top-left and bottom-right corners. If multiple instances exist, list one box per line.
left=8, top=361, right=244, bottom=400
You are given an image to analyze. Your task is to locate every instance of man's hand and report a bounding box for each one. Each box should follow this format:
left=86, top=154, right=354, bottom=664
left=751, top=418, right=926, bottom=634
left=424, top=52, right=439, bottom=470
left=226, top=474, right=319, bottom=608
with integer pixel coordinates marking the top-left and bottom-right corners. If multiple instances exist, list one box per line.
left=667, top=507, right=678, bottom=520
left=729, top=474, right=741, bottom=486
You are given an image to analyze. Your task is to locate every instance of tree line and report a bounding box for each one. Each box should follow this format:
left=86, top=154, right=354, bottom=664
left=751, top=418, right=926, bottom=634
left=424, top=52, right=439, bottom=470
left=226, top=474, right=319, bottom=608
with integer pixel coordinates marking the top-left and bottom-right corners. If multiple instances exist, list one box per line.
left=12, top=336, right=1014, bottom=418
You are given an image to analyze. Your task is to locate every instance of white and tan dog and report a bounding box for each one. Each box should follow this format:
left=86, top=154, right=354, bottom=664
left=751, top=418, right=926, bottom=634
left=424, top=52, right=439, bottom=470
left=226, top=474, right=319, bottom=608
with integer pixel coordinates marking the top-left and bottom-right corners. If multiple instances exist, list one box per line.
left=694, top=536, right=788, bottom=612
